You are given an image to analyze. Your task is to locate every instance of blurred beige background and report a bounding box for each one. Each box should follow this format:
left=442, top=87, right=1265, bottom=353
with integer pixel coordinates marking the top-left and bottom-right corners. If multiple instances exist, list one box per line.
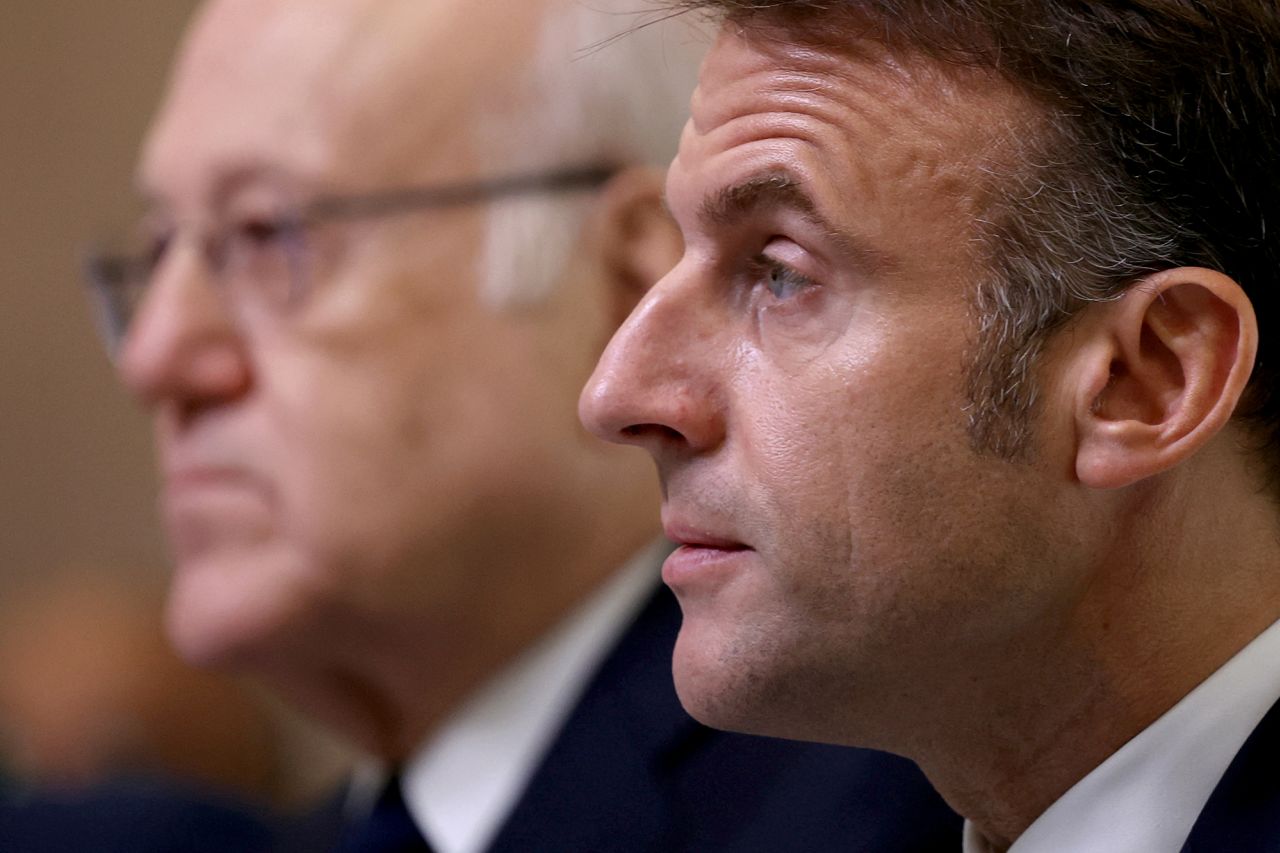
left=0, top=3, right=200, bottom=584
left=0, top=3, right=350, bottom=803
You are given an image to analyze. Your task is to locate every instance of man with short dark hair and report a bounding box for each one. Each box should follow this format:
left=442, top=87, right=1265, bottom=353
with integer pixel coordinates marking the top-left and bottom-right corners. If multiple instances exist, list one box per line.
left=582, top=2, right=1280, bottom=850
left=89, top=0, right=961, bottom=850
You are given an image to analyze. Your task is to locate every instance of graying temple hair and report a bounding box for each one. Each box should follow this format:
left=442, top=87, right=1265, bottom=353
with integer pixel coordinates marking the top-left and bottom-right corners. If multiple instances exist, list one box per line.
left=474, top=1, right=708, bottom=307
left=966, top=111, right=1190, bottom=458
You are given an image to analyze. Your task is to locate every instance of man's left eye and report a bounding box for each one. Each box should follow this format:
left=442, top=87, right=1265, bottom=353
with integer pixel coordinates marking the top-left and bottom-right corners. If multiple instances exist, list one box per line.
left=756, top=255, right=815, bottom=300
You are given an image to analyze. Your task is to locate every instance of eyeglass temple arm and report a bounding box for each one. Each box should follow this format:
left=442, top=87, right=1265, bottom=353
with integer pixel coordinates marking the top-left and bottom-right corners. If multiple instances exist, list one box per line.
left=302, top=165, right=620, bottom=224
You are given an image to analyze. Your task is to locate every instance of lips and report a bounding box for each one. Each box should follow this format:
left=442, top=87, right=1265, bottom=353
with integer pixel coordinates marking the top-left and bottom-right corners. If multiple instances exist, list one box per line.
left=160, top=464, right=275, bottom=562
left=164, top=465, right=264, bottom=496
left=160, top=463, right=273, bottom=524
left=662, top=516, right=753, bottom=590
left=663, top=513, right=750, bottom=549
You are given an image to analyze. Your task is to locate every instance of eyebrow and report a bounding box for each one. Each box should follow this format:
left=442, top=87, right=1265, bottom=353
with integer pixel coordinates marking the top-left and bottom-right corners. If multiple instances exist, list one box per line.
left=134, top=162, right=308, bottom=216
left=696, top=170, right=893, bottom=274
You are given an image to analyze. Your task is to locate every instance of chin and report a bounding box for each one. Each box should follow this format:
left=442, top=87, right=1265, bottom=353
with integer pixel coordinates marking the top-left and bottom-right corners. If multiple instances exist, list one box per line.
left=672, top=618, right=853, bottom=744
left=671, top=627, right=773, bottom=736
left=162, top=547, right=309, bottom=670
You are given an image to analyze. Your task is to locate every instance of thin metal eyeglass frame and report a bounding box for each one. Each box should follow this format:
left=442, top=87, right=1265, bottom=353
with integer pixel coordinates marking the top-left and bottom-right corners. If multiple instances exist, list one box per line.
left=84, top=164, right=619, bottom=356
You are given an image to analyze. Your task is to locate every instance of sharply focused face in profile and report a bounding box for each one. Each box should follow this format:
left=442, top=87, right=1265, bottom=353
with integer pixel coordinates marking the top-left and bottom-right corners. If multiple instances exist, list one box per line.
left=582, top=24, right=1101, bottom=746
left=116, top=0, right=655, bottom=678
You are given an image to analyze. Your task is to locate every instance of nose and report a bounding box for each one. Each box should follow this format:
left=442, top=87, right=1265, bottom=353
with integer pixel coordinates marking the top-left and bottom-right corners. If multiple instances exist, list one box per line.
left=117, top=245, right=251, bottom=415
left=579, top=263, right=727, bottom=458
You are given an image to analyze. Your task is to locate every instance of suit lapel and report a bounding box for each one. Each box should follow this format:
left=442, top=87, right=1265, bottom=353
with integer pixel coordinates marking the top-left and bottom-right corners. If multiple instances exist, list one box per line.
left=300, top=575, right=960, bottom=852
left=283, top=786, right=349, bottom=852
left=1181, top=694, right=1280, bottom=851
left=486, top=582, right=702, bottom=853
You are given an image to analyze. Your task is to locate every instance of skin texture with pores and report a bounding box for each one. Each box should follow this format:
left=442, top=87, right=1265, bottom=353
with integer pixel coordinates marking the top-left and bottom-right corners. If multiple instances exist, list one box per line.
left=588, top=23, right=1091, bottom=751
left=582, top=21, right=1280, bottom=847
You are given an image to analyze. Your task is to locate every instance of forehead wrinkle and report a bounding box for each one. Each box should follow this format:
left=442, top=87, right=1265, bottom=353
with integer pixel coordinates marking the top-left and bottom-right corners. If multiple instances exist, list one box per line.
left=702, top=20, right=1022, bottom=154
left=691, top=26, right=1033, bottom=252
left=694, top=25, right=938, bottom=134
left=688, top=47, right=945, bottom=207
left=692, top=53, right=891, bottom=144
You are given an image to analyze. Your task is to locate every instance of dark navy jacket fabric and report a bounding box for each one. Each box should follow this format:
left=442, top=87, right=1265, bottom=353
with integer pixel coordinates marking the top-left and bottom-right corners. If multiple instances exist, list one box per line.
left=1181, top=694, right=1280, bottom=852
left=481, top=583, right=961, bottom=853
left=0, top=778, right=277, bottom=853
left=292, top=583, right=961, bottom=852
left=0, top=584, right=964, bottom=852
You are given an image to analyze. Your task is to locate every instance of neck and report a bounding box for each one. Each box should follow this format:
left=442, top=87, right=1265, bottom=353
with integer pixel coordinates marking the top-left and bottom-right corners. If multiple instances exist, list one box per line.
left=256, top=518, right=661, bottom=761
left=918, top=468, right=1280, bottom=848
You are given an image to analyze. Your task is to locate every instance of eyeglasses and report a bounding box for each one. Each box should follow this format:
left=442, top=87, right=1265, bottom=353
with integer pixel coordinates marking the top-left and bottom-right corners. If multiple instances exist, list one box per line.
left=83, top=165, right=617, bottom=357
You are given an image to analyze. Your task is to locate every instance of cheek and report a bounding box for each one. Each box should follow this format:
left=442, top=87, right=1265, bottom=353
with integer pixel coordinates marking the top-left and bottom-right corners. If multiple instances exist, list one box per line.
left=254, top=347, right=435, bottom=540
left=734, top=386, right=860, bottom=615
left=254, top=334, right=553, bottom=565
left=740, top=322, right=978, bottom=574
left=738, top=333, right=895, bottom=540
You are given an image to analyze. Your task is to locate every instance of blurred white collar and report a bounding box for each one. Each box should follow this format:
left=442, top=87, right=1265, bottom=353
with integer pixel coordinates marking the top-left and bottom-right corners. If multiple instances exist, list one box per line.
left=399, top=542, right=665, bottom=853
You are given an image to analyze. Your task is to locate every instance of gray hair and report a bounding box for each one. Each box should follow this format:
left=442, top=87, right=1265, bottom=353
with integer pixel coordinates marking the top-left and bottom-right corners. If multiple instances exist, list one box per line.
left=474, top=1, right=708, bottom=307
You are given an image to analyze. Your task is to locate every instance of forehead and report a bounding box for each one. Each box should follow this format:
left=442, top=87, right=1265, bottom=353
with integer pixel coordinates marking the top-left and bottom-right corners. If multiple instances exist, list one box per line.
left=691, top=23, right=997, bottom=135
left=140, top=0, right=547, bottom=202
left=673, top=22, right=1030, bottom=265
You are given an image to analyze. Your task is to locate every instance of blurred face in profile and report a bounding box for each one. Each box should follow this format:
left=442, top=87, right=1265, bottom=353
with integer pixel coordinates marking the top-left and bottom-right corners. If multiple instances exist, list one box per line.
left=118, top=0, right=654, bottom=692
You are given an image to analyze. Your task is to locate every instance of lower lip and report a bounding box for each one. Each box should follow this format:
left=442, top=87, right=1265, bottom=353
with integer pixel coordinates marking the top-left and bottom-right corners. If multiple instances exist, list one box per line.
left=162, top=471, right=274, bottom=559
left=662, top=544, right=754, bottom=590
left=163, top=470, right=270, bottom=511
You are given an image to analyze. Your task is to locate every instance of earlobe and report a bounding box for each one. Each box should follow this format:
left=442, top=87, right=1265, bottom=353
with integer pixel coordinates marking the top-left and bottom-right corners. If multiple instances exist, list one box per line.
left=593, top=166, right=684, bottom=331
left=1075, top=268, right=1258, bottom=489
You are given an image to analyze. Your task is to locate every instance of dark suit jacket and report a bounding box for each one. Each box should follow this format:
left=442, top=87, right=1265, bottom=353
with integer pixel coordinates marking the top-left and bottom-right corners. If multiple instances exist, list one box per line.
left=0, top=778, right=277, bottom=853
left=477, top=583, right=960, bottom=852
left=303, top=583, right=960, bottom=853
left=1, top=583, right=958, bottom=853
left=1181, top=694, right=1280, bottom=852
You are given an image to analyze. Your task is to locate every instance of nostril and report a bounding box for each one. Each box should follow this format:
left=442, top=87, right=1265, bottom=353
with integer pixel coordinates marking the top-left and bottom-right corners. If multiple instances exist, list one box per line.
left=621, top=423, right=684, bottom=442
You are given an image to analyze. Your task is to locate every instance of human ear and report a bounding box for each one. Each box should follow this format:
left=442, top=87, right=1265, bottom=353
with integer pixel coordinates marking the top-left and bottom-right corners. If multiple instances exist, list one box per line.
left=1073, top=267, right=1258, bottom=489
left=592, top=166, right=683, bottom=331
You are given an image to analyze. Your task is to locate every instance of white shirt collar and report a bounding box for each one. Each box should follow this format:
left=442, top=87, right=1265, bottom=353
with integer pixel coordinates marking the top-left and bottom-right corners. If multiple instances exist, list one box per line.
left=964, top=615, right=1280, bottom=853
left=399, top=543, right=665, bottom=853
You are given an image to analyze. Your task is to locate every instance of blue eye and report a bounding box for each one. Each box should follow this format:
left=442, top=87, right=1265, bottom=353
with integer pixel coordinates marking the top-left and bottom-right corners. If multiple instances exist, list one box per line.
left=757, top=255, right=814, bottom=300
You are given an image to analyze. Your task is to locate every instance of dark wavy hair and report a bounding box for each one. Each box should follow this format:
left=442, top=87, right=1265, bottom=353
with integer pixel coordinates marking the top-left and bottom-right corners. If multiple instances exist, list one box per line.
left=664, top=0, right=1280, bottom=480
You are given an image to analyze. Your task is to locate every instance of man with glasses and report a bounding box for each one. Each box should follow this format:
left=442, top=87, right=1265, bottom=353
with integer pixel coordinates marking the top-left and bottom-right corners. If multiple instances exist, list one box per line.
left=90, top=0, right=959, bottom=850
